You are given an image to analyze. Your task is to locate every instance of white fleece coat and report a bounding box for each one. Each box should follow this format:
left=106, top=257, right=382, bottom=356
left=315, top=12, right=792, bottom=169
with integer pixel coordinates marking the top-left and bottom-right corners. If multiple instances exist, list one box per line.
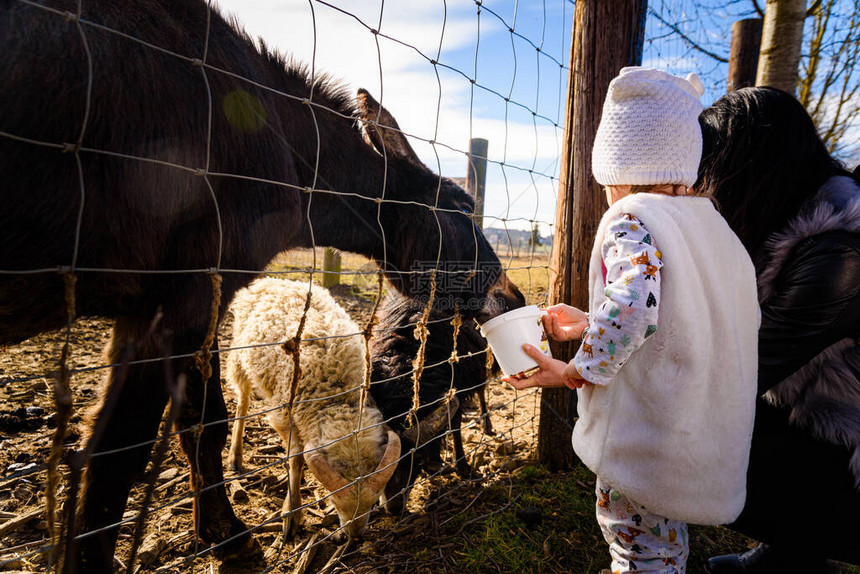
left=572, top=193, right=759, bottom=525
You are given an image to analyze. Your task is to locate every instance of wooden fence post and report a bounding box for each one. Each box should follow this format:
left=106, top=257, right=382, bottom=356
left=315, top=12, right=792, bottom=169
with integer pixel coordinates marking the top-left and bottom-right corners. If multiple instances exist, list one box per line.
left=539, top=0, right=647, bottom=471
left=728, top=18, right=763, bottom=92
left=466, top=138, right=489, bottom=229
left=322, top=247, right=341, bottom=288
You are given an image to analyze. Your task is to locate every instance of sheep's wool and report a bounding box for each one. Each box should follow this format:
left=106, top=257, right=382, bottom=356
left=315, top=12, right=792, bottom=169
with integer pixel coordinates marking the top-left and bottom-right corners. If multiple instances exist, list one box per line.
left=228, top=277, right=385, bottom=478
left=591, top=67, right=705, bottom=188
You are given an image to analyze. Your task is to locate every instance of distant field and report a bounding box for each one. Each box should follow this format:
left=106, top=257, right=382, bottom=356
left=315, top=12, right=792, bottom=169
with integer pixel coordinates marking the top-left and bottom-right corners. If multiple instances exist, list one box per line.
left=268, top=247, right=552, bottom=307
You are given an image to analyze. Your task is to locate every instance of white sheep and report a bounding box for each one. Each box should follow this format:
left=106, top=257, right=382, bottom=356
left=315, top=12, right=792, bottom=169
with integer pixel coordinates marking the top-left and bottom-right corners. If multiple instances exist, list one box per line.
left=226, top=277, right=401, bottom=540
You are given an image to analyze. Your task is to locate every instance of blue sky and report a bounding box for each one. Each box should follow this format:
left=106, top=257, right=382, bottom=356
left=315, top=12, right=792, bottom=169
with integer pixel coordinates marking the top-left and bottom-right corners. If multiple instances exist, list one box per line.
left=214, top=0, right=857, bottom=235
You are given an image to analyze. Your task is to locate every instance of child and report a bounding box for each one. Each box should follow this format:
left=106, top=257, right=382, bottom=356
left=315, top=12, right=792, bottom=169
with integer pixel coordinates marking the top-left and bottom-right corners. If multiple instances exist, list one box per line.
left=507, top=67, right=760, bottom=573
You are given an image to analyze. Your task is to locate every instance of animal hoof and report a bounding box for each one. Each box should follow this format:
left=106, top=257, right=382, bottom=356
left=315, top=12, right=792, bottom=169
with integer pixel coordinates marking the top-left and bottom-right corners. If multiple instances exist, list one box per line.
left=217, top=545, right=267, bottom=574
left=455, top=461, right=473, bottom=478
left=423, top=459, right=444, bottom=475
left=283, top=522, right=296, bottom=541
left=381, top=492, right=406, bottom=516
left=482, top=421, right=496, bottom=436
left=210, top=527, right=263, bottom=564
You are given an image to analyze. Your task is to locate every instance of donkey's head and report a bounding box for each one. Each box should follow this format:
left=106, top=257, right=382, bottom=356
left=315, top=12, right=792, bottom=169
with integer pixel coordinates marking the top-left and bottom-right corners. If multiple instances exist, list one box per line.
left=354, top=89, right=523, bottom=322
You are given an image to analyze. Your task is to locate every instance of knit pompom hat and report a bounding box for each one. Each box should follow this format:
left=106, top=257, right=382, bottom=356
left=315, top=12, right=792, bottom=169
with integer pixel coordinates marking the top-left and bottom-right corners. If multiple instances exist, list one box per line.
left=592, top=67, right=705, bottom=188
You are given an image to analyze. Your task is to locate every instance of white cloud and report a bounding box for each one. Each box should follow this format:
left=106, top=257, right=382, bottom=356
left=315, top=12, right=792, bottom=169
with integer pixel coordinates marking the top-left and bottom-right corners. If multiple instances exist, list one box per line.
left=215, top=1, right=480, bottom=94
left=804, top=91, right=860, bottom=163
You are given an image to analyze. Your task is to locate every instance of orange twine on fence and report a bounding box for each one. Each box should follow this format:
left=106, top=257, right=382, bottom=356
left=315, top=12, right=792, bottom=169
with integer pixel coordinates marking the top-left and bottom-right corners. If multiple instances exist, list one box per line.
left=283, top=284, right=313, bottom=416
left=449, top=307, right=462, bottom=364
left=409, top=271, right=437, bottom=421
left=46, top=272, right=77, bottom=567
left=194, top=272, right=222, bottom=382
left=360, top=272, right=385, bottom=416
left=485, top=345, right=494, bottom=382
left=187, top=270, right=222, bottom=554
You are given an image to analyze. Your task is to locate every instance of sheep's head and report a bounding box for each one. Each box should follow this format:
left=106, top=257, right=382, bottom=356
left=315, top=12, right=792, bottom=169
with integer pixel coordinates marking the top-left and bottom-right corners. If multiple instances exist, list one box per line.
left=305, top=430, right=401, bottom=539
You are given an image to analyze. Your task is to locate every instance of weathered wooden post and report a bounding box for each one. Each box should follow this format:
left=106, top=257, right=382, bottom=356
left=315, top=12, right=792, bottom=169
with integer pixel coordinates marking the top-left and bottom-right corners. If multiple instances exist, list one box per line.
left=466, top=138, right=489, bottom=229
left=540, top=0, right=647, bottom=471
left=728, top=18, right=763, bottom=92
left=322, top=247, right=341, bottom=288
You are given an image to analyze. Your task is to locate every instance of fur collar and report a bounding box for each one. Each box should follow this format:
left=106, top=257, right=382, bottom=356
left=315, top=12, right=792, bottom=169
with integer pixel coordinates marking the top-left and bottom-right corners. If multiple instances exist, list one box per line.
left=758, top=175, right=860, bottom=303
left=758, top=175, right=860, bottom=488
left=765, top=339, right=860, bottom=489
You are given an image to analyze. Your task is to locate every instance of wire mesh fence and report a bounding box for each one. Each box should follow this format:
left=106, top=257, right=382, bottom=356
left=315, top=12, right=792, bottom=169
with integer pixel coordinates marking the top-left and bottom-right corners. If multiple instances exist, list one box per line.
left=0, top=0, right=803, bottom=572
left=0, top=0, right=562, bottom=571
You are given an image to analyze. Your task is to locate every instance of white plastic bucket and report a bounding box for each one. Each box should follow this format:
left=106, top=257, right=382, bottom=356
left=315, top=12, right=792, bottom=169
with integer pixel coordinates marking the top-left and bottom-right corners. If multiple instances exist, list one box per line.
left=479, top=305, right=552, bottom=378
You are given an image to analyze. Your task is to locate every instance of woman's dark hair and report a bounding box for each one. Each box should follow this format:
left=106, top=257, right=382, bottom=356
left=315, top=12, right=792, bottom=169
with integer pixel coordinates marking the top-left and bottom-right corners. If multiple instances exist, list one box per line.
left=696, top=87, right=852, bottom=260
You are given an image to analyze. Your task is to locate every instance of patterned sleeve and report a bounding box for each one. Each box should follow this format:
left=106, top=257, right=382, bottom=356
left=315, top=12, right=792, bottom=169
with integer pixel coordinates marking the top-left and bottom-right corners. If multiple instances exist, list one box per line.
left=573, top=212, right=662, bottom=385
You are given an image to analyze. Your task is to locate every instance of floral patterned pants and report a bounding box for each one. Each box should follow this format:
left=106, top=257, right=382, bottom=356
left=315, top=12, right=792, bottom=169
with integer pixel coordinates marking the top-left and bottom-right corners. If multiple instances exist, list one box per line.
left=595, top=477, right=689, bottom=573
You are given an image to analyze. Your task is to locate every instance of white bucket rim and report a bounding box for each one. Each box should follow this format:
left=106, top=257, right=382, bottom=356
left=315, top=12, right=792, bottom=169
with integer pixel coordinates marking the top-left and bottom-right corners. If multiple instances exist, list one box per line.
left=479, top=304, right=543, bottom=337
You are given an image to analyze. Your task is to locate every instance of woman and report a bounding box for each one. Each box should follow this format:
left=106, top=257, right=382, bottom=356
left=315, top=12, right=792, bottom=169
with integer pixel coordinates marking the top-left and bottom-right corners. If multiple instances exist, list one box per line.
left=697, top=87, right=860, bottom=573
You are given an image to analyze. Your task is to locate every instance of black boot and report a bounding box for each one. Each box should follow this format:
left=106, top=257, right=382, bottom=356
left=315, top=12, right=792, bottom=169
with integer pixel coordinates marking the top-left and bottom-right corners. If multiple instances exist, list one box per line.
left=706, top=544, right=842, bottom=574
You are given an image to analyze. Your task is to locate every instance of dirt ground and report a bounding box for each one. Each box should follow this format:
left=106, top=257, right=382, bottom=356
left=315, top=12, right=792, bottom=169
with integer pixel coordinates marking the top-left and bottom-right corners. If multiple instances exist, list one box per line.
left=0, top=282, right=543, bottom=573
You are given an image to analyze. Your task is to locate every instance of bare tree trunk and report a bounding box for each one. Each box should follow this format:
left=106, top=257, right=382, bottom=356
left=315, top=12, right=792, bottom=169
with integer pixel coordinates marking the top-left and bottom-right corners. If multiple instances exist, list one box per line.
left=756, top=0, right=807, bottom=94
left=539, top=0, right=647, bottom=472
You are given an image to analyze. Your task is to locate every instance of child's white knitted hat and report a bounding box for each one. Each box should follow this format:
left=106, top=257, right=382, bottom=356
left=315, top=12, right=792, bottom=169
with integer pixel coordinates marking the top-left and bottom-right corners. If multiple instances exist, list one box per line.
left=592, top=67, right=705, bottom=188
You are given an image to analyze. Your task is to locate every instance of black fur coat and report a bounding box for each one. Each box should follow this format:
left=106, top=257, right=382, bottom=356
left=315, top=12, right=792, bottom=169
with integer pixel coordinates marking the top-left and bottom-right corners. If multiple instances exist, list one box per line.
left=756, top=175, right=860, bottom=488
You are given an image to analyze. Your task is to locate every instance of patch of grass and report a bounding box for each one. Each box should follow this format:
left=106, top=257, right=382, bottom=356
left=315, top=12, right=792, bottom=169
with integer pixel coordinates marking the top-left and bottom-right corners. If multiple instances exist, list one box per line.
left=437, top=463, right=607, bottom=573
left=426, top=463, right=860, bottom=574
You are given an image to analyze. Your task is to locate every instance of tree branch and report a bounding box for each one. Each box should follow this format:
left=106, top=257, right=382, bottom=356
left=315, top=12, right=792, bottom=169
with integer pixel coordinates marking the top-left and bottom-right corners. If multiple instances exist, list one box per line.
left=799, top=0, right=833, bottom=107
left=807, top=0, right=823, bottom=17
left=750, top=0, right=765, bottom=18
left=648, top=9, right=729, bottom=63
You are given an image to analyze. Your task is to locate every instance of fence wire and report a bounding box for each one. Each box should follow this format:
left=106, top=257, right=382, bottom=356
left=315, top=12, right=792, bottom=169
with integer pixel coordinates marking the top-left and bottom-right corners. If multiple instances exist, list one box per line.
left=0, top=0, right=758, bottom=572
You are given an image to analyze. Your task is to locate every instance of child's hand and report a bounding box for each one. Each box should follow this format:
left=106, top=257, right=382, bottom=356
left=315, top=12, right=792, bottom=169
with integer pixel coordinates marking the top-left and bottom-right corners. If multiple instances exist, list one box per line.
left=562, top=361, right=590, bottom=389
left=503, top=344, right=570, bottom=390
left=542, top=304, right=589, bottom=342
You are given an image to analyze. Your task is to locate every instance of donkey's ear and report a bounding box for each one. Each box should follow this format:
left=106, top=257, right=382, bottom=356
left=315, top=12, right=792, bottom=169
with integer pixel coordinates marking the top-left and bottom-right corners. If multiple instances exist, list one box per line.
left=356, top=88, right=423, bottom=165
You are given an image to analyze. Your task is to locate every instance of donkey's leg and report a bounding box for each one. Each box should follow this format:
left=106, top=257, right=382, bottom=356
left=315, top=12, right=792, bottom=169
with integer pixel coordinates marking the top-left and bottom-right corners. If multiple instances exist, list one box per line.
left=451, top=409, right=473, bottom=477
left=76, top=316, right=171, bottom=573
left=478, top=386, right=495, bottom=435
left=175, top=335, right=260, bottom=562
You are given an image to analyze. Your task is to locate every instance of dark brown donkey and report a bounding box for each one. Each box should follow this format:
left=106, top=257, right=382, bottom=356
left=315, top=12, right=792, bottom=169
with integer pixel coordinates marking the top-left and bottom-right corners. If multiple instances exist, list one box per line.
left=0, top=1, right=523, bottom=570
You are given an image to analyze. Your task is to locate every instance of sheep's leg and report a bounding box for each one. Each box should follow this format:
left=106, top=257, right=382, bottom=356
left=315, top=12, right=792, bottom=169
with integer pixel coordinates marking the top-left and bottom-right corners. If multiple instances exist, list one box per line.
left=284, top=450, right=304, bottom=540
left=269, top=417, right=303, bottom=539
left=451, top=409, right=473, bottom=477
left=226, top=359, right=251, bottom=473
left=479, top=386, right=495, bottom=436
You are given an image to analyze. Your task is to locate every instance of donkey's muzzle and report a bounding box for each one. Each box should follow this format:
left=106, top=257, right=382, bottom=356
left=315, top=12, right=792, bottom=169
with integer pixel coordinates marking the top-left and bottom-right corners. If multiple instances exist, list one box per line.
left=477, top=271, right=525, bottom=322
